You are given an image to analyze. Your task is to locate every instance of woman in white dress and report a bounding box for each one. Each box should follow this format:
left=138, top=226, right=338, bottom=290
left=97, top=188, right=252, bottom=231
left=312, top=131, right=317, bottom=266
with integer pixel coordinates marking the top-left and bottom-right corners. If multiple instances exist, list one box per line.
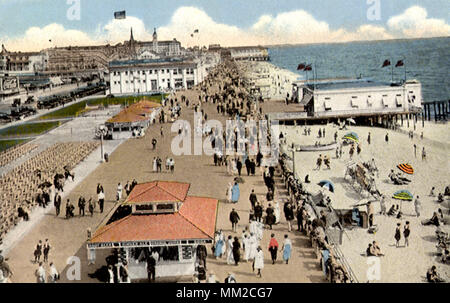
left=253, top=246, right=264, bottom=278
left=274, top=201, right=281, bottom=224
left=226, top=235, right=234, bottom=265
left=248, top=233, right=258, bottom=261
left=243, top=234, right=250, bottom=262
left=116, top=183, right=123, bottom=201
left=226, top=182, right=233, bottom=203
left=152, top=157, right=157, bottom=173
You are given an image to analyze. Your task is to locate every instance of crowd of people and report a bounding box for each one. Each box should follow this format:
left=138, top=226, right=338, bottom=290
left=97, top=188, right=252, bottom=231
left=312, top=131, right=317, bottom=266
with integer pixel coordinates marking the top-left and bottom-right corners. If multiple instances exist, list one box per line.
left=0, top=142, right=99, bottom=243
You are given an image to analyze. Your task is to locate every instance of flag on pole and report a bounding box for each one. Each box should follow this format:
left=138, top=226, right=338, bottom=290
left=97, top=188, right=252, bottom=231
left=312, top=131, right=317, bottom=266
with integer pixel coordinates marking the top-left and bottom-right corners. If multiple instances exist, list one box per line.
left=395, top=60, right=404, bottom=67
left=114, top=11, right=126, bottom=19
left=194, top=29, right=199, bottom=33
left=297, top=63, right=306, bottom=70
left=304, top=64, right=312, bottom=71
left=382, top=59, right=391, bottom=68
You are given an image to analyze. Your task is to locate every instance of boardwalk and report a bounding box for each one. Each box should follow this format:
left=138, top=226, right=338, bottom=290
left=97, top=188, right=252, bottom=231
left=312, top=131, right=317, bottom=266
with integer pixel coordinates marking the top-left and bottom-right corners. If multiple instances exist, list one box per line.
left=4, top=85, right=325, bottom=283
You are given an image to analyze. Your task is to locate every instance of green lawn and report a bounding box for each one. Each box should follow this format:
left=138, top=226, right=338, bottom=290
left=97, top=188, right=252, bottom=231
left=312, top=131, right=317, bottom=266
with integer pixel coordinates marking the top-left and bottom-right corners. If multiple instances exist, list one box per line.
left=0, top=139, right=31, bottom=152
left=0, top=121, right=61, bottom=138
left=38, top=94, right=165, bottom=120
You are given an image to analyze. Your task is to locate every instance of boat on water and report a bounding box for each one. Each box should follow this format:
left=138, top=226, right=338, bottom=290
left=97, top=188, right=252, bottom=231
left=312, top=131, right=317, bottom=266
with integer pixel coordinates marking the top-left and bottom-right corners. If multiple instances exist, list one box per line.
left=296, top=142, right=337, bottom=152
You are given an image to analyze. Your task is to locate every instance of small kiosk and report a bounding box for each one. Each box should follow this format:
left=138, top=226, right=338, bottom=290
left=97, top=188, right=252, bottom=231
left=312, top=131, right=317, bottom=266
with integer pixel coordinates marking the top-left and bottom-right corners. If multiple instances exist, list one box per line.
left=87, top=181, right=218, bottom=280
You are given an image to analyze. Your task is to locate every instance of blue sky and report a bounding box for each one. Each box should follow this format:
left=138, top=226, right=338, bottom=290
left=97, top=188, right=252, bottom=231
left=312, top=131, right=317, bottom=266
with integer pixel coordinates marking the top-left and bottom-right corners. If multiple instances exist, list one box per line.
left=0, top=0, right=449, bottom=51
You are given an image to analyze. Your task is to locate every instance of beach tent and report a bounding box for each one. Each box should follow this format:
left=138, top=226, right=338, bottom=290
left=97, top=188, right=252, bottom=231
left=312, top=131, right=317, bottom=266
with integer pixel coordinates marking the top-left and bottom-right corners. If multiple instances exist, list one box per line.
left=397, top=163, right=414, bottom=175
left=392, top=190, right=413, bottom=201
left=318, top=180, right=335, bottom=193
left=343, top=132, right=359, bottom=143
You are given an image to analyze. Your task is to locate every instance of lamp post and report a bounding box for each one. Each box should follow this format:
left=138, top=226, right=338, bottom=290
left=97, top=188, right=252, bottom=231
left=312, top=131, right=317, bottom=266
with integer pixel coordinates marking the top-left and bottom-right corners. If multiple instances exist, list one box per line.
left=98, top=125, right=108, bottom=162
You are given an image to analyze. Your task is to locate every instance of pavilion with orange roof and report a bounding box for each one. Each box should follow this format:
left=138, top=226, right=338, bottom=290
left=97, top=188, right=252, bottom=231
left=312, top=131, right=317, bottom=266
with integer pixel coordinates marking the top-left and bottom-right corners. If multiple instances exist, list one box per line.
left=87, top=180, right=218, bottom=280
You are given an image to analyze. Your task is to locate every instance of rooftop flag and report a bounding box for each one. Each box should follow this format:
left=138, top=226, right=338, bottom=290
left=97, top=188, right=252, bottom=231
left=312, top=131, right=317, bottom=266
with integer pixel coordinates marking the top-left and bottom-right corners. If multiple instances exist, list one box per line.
left=194, top=29, right=199, bottom=33
left=297, top=63, right=306, bottom=70
left=395, top=60, right=404, bottom=67
left=304, top=64, right=312, bottom=71
left=114, top=11, right=126, bottom=19
left=382, top=59, right=391, bottom=68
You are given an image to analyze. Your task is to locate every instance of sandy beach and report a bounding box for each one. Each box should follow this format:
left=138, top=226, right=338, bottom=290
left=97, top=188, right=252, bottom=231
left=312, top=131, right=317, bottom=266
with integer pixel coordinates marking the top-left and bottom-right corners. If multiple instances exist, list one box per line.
left=280, top=119, right=449, bottom=282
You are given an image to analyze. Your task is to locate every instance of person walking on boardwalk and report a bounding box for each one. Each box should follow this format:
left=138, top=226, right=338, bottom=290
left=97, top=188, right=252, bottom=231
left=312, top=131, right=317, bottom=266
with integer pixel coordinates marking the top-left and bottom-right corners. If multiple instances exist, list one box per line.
left=54, top=192, right=61, bottom=217
left=78, top=196, right=86, bottom=216
left=229, top=208, right=240, bottom=232
left=97, top=189, right=105, bottom=213
left=253, top=246, right=264, bottom=278
left=34, top=240, right=42, bottom=263
left=268, top=234, right=279, bottom=264
left=282, top=235, right=292, bottom=264
left=249, top=189, right=258, bottom=210
left=88, top=197, right=94, bottom=216
left=43, top=239, right=50, bottom=263
left=35, top=262, right=46, bottom=283
left=284, top=202, right=294, bottom=232
left=367, top=132, right=371, bottom=145
left=394, top=223, right=402, bottom=248
left=231, top=181, right=240, bottom=203
left=116, top=183, right=123, bottom=201
left=226, top=235, right=234, bottom=265
left=232, top=237, right=241, bottom=266
left=151, top=138, right=157, bottom=150
left=404, top=221, right=411, bottom=247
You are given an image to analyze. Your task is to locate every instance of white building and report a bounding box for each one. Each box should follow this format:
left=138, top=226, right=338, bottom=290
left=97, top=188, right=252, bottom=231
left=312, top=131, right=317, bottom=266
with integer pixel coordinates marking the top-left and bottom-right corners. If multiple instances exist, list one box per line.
left=293, top=79, right=422, bottom=118
left=228, top=46, right=269, bottom=61
left=109, top=58, right=201, bottom=95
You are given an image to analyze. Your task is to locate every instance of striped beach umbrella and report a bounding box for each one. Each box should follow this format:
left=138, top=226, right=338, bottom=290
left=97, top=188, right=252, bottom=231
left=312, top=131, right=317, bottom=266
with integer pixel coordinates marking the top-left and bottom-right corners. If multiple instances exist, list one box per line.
left=392, top=190, right=413, bottom=201
left=397, top=163, right=414, bottom=175
left=343, top=132, right=359, bottom=143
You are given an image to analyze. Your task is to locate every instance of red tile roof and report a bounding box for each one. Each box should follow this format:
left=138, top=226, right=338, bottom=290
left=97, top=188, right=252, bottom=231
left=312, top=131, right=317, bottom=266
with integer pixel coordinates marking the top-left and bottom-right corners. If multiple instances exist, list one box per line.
left=90, top=196, right=218, bottom=244
left=90, top=213, right=211, bottom=243
left=179, top=196, right=218, bottom=238
left=126, top=181, right=190, bottom=204
left=90, top=180, right=218, bottom=244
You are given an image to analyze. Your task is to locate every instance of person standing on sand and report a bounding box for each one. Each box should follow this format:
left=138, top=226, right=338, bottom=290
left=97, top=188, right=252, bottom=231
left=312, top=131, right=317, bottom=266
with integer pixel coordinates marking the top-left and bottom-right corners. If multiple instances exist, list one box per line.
left=367, top=132, right=371, bottom=145
left=249, top=189, right=258, bottom=210
left=404, top=221, right=411, bottom=247
left=422, top=147, right=426, bottom=161
left=414, top=144, right=417, bottom=157
left=43, top=239, right=50, bottom=263
left=385, top=133, right=389, bottom=143
left=394, top=223, right=402, bottom=248
left=414, top=196, right=421, bottom=217
left=315, top=154, right=323, bottom=170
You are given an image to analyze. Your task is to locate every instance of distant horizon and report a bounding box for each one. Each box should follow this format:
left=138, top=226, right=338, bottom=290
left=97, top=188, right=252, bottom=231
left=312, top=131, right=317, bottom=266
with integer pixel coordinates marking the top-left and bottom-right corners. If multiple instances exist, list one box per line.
left=3, top=35, right=449, bottom=54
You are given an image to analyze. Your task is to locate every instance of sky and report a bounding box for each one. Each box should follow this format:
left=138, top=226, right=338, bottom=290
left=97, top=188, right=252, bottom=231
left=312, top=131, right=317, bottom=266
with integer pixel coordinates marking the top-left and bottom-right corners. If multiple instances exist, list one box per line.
left=0, top=0, right=449, bottom=51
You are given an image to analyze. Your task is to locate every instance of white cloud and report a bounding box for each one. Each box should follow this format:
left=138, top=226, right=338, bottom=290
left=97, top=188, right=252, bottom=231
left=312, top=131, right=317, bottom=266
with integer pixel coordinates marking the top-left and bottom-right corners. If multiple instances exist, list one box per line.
left=2, top=5, right=449, bottom=52
left=3, top=23, right=97, bottom=51
left=387, top=6, right=450, bottom=38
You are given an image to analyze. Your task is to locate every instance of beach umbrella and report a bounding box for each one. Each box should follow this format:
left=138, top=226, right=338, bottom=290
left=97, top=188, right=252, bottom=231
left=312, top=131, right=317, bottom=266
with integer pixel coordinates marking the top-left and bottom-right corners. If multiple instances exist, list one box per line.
left=318, top=180, right=335, bottom=193
left=392, top=190, right=413, bottom=201
left=343, top=132, right=359, bottom=143
left=397, top=163, right=414, bottom=175
left=346, top=118, right=356, bottom=125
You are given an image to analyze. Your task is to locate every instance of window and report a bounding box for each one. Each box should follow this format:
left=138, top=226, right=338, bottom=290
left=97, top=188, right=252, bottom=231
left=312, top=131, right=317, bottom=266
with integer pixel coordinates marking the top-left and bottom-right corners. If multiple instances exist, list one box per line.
left=125, top=80, right=128, bottom=84
left=156, top=204, right=174, bottom=211
left=143, top=80, right=146, bottom=83
left=166, top=69, right=169, bottom=73
left=149, top=70, right=153, bottom=74
left=173, top=69, right=178, bottom=75
left=125, top=71, right=128, bottom=75
left=324, top=101, right=332, bottom=110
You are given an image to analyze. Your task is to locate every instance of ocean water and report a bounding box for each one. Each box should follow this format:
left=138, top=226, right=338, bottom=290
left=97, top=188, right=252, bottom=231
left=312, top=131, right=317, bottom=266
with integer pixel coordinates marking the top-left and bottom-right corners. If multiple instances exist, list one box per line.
left=268, top=37, right=450, bottom=103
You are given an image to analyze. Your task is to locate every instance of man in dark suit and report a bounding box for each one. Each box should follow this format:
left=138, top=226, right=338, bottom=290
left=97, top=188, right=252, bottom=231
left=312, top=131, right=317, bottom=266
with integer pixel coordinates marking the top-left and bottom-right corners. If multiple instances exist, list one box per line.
left=229, top=209, right=240, bottom=232
left=54, top=193, right=61, bottom=216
